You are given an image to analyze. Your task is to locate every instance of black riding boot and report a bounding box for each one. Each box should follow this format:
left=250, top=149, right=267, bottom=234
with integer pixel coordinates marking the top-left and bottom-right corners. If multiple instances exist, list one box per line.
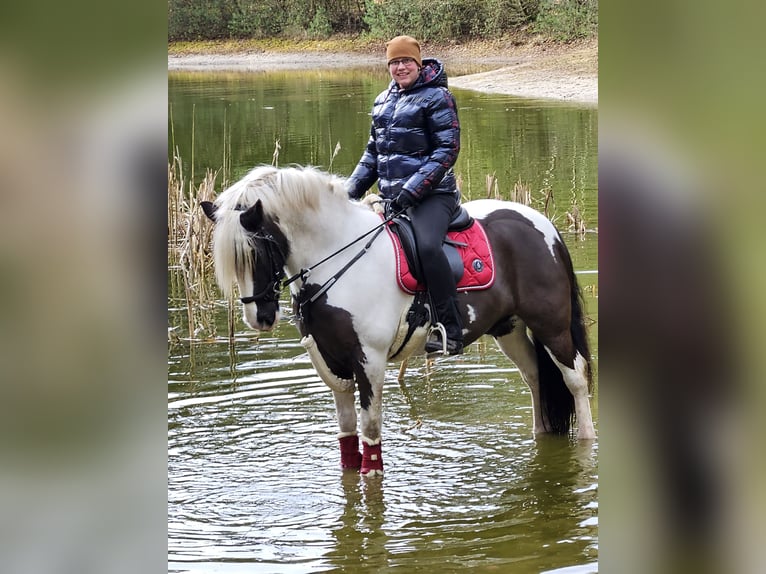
left=425, top=295, right=464, bottom=356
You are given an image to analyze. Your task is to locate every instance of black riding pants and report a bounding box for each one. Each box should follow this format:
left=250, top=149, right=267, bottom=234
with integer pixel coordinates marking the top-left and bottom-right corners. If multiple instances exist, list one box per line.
left=407, top=193, right=463, bottom=339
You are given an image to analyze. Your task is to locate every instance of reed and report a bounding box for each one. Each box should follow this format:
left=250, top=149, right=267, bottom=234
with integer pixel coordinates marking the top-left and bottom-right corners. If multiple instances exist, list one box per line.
left=328, top=141, right=341, bottom=172
left=511, top=176, right=532, bottom=206
left=168, top=151, right=222, bottom=341
left=485, top=172, right=499, bottom=199
left=479, top=171, right=589, bottom=237
left=566, top=203, right=587, bottom=239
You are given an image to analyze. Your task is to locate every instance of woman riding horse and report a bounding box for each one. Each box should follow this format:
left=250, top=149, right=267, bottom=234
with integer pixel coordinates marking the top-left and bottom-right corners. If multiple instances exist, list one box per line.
left=346, top=35, right=464, bottom=356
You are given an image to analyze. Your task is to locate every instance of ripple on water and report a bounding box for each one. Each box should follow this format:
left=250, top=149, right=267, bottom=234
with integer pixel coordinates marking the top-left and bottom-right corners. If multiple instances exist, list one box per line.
left=169, top=339, right=598, bottom=573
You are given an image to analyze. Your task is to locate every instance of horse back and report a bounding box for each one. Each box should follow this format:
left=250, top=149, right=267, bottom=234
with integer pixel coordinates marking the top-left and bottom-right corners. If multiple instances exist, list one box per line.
left=462, top=200, right=577, bottom=334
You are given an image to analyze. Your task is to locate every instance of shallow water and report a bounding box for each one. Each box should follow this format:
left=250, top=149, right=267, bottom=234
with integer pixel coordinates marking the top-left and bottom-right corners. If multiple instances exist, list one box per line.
left=168, top=296, right=598, bottom=573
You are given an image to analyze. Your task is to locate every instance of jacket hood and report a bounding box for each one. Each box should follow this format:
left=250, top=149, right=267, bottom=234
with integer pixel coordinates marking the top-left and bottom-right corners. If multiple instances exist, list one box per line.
left=390, top=58, right=448, bottom=91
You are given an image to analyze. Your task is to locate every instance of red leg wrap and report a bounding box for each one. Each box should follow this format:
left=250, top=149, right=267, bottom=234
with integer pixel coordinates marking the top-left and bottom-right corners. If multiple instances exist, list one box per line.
left=338, top=435, right=362, bottom=469
left=361, top=441, right=383, bottom=475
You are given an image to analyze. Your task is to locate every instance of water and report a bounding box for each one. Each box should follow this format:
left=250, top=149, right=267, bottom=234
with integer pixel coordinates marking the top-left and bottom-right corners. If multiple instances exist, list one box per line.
left=168, top=66, right=598, bottom=573
left=168, top=323, right=598, bottom=573
left=168, top=67, right=597, bottom=229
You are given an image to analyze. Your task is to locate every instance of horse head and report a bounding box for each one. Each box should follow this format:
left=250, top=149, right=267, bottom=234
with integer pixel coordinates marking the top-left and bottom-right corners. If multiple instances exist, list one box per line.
left=201, top=197, right=289, bottom=332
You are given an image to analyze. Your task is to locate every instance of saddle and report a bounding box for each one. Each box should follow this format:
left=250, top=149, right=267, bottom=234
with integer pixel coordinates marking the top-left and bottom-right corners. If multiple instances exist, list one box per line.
left=383, top=206, right=495, bottom=295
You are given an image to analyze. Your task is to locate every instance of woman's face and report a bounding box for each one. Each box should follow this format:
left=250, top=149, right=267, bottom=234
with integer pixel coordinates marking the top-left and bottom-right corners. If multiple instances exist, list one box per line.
left=388, top=58, right=419, bottom=89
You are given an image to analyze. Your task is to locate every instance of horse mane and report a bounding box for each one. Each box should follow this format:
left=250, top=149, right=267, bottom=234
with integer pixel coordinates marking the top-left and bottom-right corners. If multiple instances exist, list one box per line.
left=209, top=164, right=349, bottom=295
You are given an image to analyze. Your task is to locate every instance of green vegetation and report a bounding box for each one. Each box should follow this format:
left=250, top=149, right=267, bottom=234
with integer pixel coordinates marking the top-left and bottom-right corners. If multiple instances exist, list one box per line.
left=168, top=0, right=597, bottom=44
left=362, top=0, right=541, bottom=41
left=533, top=0, right=597, bottom=42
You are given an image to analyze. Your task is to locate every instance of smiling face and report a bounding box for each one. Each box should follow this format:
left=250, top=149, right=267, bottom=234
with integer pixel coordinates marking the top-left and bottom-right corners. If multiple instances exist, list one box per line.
left=388, top=57, right=420, bottom=89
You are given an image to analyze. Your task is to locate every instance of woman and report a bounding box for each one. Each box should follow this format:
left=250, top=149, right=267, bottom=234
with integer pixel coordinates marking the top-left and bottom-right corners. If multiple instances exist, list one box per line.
left=346, top=35, right=463, bottom=355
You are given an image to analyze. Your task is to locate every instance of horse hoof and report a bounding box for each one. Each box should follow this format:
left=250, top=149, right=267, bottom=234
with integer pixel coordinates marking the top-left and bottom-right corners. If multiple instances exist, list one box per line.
left=361, top=468, right=384, bottom=477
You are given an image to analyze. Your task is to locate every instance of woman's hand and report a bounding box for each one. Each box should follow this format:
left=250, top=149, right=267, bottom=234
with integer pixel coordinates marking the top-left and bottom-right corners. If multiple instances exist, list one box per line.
left=391, top=190, right=416, bottom=213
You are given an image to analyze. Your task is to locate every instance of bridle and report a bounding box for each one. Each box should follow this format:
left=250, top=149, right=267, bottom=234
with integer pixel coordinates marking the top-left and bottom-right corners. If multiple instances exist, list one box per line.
left=239, top=232, right=286, bottom=306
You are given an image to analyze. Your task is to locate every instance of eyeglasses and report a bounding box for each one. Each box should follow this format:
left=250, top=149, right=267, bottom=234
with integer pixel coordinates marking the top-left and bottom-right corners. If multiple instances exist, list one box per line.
left=388, top=58, right=416, bottom=68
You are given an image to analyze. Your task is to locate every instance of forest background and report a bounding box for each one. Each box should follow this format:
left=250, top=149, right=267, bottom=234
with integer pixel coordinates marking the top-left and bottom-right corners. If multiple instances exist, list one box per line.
left=168, top=0, right=597, bottom=45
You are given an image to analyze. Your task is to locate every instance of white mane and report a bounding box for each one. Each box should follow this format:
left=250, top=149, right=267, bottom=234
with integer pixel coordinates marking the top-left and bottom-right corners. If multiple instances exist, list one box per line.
left=209, top=165, right=350, bottom=295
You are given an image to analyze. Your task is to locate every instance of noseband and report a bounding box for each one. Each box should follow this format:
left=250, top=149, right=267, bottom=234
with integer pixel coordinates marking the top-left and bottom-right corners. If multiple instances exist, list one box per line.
left=240, top=233, right=286, bottom=305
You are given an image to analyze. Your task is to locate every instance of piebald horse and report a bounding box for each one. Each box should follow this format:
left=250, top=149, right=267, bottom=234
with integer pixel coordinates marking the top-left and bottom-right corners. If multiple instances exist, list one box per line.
left=201, top=165, right=595, bottom=476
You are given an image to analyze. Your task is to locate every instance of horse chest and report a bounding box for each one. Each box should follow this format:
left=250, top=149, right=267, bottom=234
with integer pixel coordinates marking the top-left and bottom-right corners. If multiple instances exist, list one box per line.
left=292, top=285, right=364, bottom=380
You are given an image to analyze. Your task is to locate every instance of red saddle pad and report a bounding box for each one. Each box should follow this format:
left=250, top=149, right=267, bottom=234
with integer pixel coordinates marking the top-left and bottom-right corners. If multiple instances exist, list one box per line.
left=384, top=218, right=495, bottom=295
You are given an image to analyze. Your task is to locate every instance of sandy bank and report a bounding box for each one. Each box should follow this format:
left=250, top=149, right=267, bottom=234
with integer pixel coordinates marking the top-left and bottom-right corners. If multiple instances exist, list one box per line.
left=168, top=40, right=597, bottom=105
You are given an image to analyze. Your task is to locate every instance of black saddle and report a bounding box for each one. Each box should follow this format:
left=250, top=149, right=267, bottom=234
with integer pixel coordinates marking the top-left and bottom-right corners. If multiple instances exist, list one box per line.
left=388, top=205, right=474, bottom=285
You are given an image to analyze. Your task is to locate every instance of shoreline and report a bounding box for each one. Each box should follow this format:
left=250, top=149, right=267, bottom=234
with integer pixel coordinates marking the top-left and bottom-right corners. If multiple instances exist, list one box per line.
left=168, top=39, right=597, bottom=105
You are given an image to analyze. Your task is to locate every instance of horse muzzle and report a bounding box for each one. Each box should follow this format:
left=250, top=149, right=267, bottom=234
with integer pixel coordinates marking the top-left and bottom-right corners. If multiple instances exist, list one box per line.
left=242, top=301, right=280, bottom=331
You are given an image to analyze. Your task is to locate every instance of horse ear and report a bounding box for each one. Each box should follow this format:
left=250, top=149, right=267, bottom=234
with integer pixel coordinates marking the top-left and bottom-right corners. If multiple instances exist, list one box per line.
left=200, top=201, right=217, bottom=221
left=240, top=200, right=264, bottom=232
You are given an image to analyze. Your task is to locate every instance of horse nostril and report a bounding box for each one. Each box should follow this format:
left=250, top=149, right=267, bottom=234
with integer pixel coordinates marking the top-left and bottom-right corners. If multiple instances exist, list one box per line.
left=257, top=304, right=278, bottom=327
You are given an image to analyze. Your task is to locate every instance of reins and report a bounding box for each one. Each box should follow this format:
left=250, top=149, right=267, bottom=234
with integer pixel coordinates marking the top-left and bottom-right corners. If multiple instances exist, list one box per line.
left=242, top=204, right=402, bottom=309
left=297, top=226, right=385, bottom=312
left=282, top=207, right=401, bottom=289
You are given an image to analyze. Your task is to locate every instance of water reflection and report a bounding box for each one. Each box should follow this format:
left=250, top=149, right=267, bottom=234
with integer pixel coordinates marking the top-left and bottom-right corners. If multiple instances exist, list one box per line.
left=327, top=475, right=388, bottom=569
left=168, top=68, right=597, bottom=231
left=318, top=432, right=598, bottom=573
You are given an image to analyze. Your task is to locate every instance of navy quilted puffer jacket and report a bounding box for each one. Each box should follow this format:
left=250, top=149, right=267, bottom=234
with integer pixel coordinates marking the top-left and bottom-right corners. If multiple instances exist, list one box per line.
left=347, top=58, right=460, bottom=203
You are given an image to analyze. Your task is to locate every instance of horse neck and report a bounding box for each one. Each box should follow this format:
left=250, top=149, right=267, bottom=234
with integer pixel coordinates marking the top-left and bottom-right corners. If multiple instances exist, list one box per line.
left=282, top=203, right=380, bottom=275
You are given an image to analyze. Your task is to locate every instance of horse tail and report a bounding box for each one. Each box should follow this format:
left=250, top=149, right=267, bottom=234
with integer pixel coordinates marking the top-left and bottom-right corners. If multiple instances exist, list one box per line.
left=568, top=269, right=594, bottom=394
left=534, top=336, right=574, bottom=434
left=561, top=233, right=593, bottom=395
left=534, top=234, right=593, bottom=434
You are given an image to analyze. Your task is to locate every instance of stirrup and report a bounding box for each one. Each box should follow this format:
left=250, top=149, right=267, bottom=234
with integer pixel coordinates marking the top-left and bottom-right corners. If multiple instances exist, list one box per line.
left=426, top=322, right=449, bottom=356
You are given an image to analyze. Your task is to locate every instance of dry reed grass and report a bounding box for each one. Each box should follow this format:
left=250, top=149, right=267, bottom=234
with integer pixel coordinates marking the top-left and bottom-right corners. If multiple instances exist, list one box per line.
left=168, top=150, right=230, bottom=341
left=481, top=172, right=588, bottom=239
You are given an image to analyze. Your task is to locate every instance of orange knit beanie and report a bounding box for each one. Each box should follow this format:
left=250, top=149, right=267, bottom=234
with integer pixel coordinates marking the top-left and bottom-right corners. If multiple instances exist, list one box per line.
left=385, top=35, right=422, bottom=67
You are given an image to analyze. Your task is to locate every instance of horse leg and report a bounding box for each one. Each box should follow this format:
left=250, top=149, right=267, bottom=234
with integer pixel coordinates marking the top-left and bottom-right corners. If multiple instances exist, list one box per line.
left=333, top=390, right=362, bottom=469
left=357, top=360, right=386, bottom=477
left=493, top=320, right=551, bottom=435
left=545, top=346, right=596, bottom=440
